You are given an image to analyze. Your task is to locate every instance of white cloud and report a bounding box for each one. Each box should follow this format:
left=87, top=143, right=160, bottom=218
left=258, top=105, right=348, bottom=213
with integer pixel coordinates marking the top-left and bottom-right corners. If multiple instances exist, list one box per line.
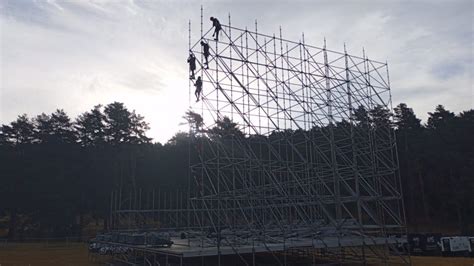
left=1, top=0, right=472, bottom=142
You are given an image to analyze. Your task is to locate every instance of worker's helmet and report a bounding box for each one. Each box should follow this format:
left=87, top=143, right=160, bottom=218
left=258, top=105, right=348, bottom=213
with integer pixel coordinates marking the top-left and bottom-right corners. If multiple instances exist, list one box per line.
left=210, top=17, right=214, bottom=21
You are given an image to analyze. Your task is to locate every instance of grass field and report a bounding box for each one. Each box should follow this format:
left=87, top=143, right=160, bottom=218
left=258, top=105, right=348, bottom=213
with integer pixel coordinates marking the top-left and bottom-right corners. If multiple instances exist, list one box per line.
left=0, top=243, right=109, bottom=266
left=1, top=243, right=473, bottom=265
left=410, top=256, right=474, bottom=266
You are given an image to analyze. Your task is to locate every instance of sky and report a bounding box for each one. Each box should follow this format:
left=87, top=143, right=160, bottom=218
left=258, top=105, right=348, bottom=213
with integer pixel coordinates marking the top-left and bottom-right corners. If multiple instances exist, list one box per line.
left=1, top=0, right=472, bottom=143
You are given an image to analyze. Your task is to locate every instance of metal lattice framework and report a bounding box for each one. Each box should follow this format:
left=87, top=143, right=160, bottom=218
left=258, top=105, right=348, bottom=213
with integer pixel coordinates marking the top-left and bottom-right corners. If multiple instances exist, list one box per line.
left=100, top=11, right=409, bottom=266
left=186, top=11, right=408, bottom=265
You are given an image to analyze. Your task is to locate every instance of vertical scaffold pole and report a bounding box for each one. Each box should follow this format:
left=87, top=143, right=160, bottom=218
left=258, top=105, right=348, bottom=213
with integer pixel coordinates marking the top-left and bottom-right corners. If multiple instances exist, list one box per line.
left=199, top=5, right=204, bottom=236
left=279, top=27, right=285, bottom=130
left=272, top=33, right=279, bottom=131
left=254, top=19, right=259, bottom=228
left=110, top=190, right=113, bottom=230
left=214, top=11, right=221, bottom=266
left=187, top=17, right=192, bottom=233
left=245, top=26, right=250, bottom=135
left=188, top=20, right=192, bottom=107
left=324, top=38, right=341, bottom=223
left=200, top=5, right=203, bottom=80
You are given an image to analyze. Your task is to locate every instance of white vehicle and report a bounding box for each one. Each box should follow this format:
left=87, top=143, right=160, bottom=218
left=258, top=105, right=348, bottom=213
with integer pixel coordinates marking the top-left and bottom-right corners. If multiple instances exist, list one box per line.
left=439, top=236, right=472, bottom=256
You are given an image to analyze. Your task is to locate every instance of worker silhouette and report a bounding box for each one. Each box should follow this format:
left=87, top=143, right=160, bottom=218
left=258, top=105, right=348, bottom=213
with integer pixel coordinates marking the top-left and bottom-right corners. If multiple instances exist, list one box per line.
left=187, top=53, right=196, bottom=79
left=200, top=41, right=210, bottom=69
left=194, top=76, right=203, bottom=102
left=210, top=17, right=222, bottom=41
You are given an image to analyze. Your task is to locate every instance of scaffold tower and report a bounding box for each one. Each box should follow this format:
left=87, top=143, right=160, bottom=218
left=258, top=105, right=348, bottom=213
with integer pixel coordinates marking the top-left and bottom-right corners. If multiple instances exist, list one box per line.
left=100, top=9, right=409, bottom=266
left=186, top=8, right=409, bottom=266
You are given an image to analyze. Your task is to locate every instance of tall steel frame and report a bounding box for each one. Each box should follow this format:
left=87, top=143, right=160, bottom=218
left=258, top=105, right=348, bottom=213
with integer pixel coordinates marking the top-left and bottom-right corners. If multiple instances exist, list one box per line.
left=98, top=10, right=409, bottom=266
left=186, top=9, right=409, bottom=265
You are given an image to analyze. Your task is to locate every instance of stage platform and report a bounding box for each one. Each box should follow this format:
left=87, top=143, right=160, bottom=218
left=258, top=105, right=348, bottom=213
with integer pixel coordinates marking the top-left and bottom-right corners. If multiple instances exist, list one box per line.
left=97, top=235, right=405, bottom=258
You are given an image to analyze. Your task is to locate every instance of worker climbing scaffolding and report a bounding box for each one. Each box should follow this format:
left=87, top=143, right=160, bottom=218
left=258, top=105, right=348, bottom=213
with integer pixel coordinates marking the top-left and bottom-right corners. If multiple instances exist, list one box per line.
left=194, top=76, right=202, bottom=102
left=187, top=53, right=196, bottom=79
left=210, top=17, right=221, bottom=41
left=200, top=41, right=210, bottom=69
left=187, top=16, right=222, bottom=103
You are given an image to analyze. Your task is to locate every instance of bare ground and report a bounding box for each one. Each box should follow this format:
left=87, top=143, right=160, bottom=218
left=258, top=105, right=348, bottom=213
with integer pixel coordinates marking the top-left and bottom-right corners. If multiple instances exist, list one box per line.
left=1, top=243, right=473, bottom=265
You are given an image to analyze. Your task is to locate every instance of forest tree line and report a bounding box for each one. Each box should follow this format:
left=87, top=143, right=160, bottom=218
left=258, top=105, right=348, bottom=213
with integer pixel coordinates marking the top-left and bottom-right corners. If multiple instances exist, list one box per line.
left=0, top=101, right=473, bottom=239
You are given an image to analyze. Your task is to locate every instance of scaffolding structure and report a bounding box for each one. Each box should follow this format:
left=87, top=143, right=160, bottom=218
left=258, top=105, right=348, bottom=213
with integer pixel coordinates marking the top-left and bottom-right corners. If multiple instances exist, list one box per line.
left=109, top=188, right=189, bottom=231
left=97, top=10, right=409, bottom=266
left=186, top=9, right=408, bottom=266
